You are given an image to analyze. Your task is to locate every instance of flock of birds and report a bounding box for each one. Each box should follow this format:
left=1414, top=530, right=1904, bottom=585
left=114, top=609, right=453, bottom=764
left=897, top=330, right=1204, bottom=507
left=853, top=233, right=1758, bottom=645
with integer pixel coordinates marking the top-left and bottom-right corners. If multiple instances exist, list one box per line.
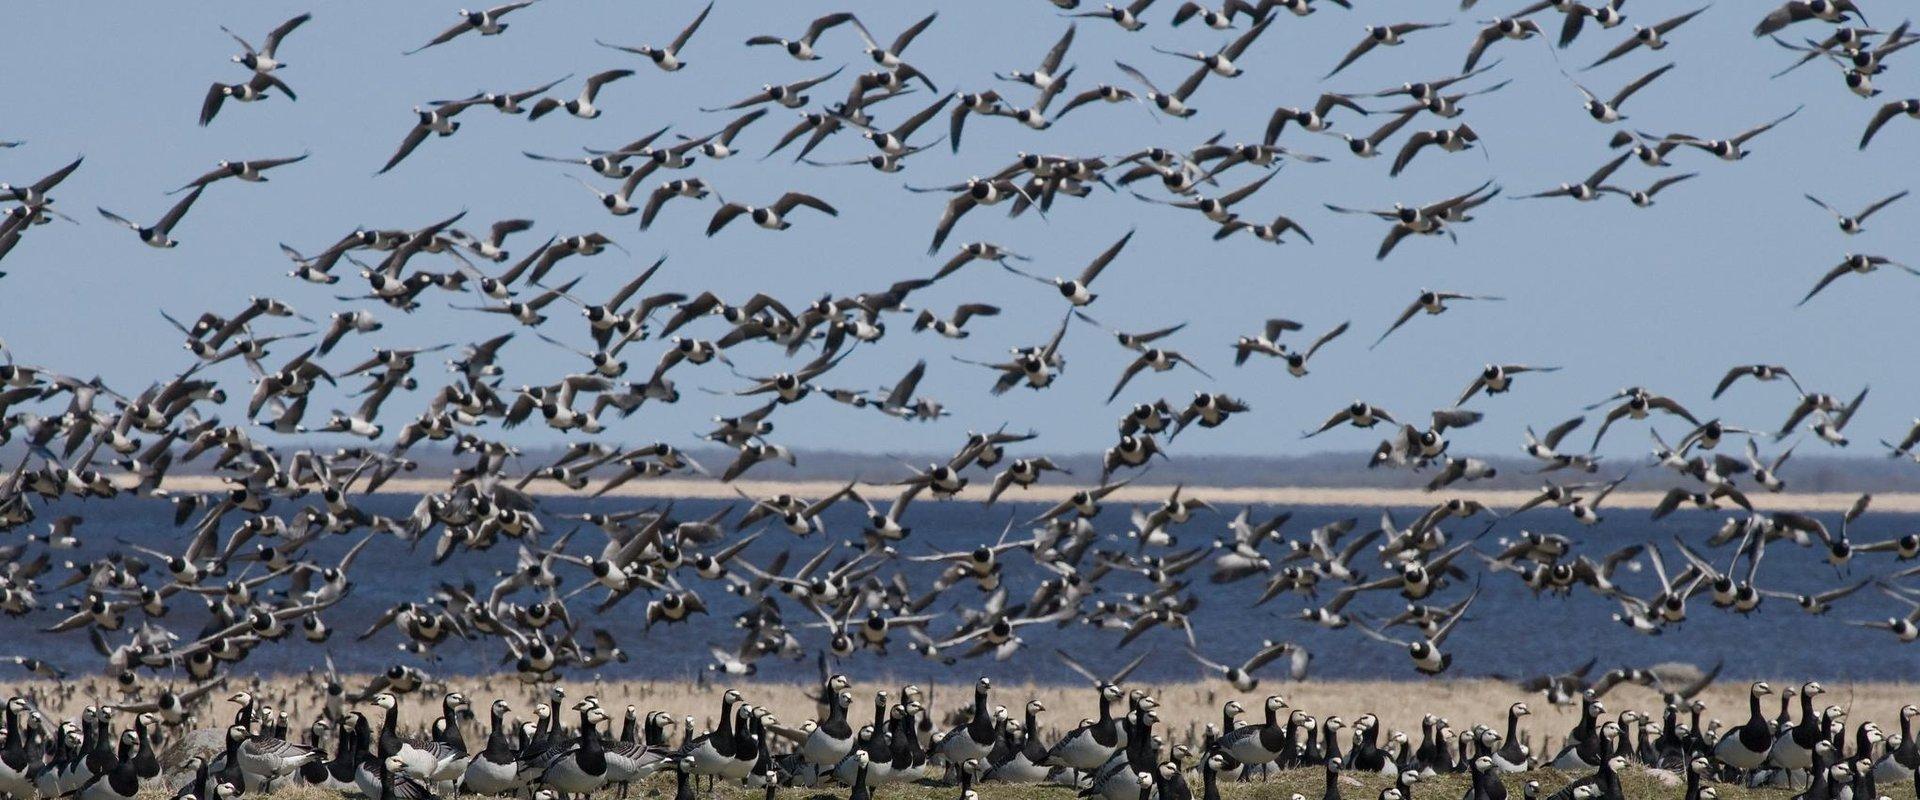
left=6, top=0, right=1920, bottom=798
left=8, top=669, right=1920, bottom=800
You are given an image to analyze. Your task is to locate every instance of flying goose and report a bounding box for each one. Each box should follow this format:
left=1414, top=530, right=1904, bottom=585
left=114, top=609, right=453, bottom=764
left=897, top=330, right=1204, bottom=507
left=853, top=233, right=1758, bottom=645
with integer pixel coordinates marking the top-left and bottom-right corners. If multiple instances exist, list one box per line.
left=1799, top=253, right=1917, bottom=305
left=378, top=99, right=482, bottom=175
left=406, top=2, right=537, bottom=54
left=1571, top=63, right=1675, bottom=123
left=1105, top=347, right=1212, bottom=404
left=1373, top=289, right=1503, bottom=349
left=1598, top=172, right=1699, bottom=207
left=855, top=94, right=953, bottom=154
left=1002, top=228, right=1134, bottom=306
left=1664, top=105, right=1804, bottom=160
left=221, top=12, right=311, bottom=72
left=1860, top=98, right=1920, bottom=148
left=1327, top=108, right=1421, bottom=158
left=595, top=1, right=712, bottom=72
left=997, top=24, right=1076, bottom=91
left=1805, top=189, right=1908, bottom=233
left=1390, top=124, right=1479, bottom=176
left=98, top=187, right=206, bottom=249
left=1458, top=364, right=1560, bottom=405
left=1154, top=15, right=1273, bottom=78
left=706, top=192, right=837, bottom=235
left=1171, top=0, right=1262, bottom=28
left=199, top=72, right=296, bottom=126
left=746, top=13, right=863, bottom=61
left=913, top=304, right=1000, bottom=338
left=1354, top=587, right=1476, bottom=675
left=851, top=12, right=941, bottom=90
left=1266, top=93, right=1372, bottom=142
left=1519, top=152, right=1631, bottom=201
left=1587, top=8, right=1710, bottom=69
left=988, top=69, right=1077, bottom=130
left=1070, top=0, right=1159, bottom=32
left=1214, top=211, right=1314, bottom=244
left=0, top=155, right=83, bottom=205
left=1187, top=641, right=1307, bottom=690
left=1325, top=22, right=1452, bottom=79
left=1753, top=0, right=1866, bottom=38
left=1464, top=19, right=1545, bottom=73
left=529, top=69, right=635, bottom=120
left=709, top=67, right=845, bottom=113
left=169, top=153, right=309, bottom=193
left=1114, top=61, right=1210, bottom=117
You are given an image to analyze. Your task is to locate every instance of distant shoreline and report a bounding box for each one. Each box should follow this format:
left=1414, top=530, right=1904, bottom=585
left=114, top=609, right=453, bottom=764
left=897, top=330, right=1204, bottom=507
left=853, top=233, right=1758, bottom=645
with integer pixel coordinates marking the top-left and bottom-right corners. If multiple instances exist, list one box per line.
left=150, top=475, right=1919, bottom=511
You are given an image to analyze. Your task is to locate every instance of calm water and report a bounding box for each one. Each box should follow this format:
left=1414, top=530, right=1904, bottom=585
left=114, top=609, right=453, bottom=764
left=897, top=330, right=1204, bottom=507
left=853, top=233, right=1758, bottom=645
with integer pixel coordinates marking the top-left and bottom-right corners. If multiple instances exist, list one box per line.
left=8, top=495, right=1915, bottom=684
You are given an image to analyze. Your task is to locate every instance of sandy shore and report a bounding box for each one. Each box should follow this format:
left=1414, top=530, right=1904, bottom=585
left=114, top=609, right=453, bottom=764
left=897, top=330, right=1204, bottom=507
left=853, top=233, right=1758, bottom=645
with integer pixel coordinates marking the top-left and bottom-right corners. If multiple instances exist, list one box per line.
left=146, top=474, right=1920, bottom=512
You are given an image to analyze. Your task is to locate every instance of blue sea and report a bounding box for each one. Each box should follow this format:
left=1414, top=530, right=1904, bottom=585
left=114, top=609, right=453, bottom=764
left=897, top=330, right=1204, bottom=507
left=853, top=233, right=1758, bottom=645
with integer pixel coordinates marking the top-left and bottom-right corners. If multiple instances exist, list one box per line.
left=7, top=495, right=1913, bottom=684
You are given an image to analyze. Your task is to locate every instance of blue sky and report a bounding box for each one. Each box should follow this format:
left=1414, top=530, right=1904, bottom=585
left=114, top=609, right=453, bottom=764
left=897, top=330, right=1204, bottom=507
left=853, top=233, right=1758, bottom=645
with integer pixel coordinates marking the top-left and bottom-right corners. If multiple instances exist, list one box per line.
left=0, top=1, right=1911, bottom=460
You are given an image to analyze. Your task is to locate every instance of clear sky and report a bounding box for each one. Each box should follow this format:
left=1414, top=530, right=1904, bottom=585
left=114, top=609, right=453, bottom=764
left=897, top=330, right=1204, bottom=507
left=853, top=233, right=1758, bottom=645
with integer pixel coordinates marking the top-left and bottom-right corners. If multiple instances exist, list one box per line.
left=0, top=1, right=1911, bottom=462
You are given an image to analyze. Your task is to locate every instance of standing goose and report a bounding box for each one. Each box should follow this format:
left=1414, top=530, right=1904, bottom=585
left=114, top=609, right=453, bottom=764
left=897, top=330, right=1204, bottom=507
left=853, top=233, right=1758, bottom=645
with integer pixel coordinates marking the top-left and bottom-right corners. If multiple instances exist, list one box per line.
left=367, top=693, right=454, bottom=781
left=425, top=694, right=472, bottom=785
left=1872, top=705, right=1920, bottom=781
left=304, top=723, right=358, bottom=792
left=1772, top=681, right=1827, bottom=783
left=1713, top=682, right=1776, bottom=780
left=543, top=705, right=613, bottom=795
left=1467, top=755, right=1510, bottom=800
left=229, top=717, right=321, bottom=789
left=677, top=690, right=743, bottom=780
left=801, top=691, right=856, bottom=767
left=1492, top=704, right=1532, bottom=772
left=934, top=678, right=998, bottom=763
left=375, top=755, right=437, bottom=800
left=1323, top=757, right=1346, bottom=800
left=75, top=731, right=142, bottom=800
left=1044, top=683, right=1126, bottom=772
left=1217, top=695, right=1289, bottom=771
left=2, top=698, right=35, bottom=800
left=985, top=701, right=1052, bottom=783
